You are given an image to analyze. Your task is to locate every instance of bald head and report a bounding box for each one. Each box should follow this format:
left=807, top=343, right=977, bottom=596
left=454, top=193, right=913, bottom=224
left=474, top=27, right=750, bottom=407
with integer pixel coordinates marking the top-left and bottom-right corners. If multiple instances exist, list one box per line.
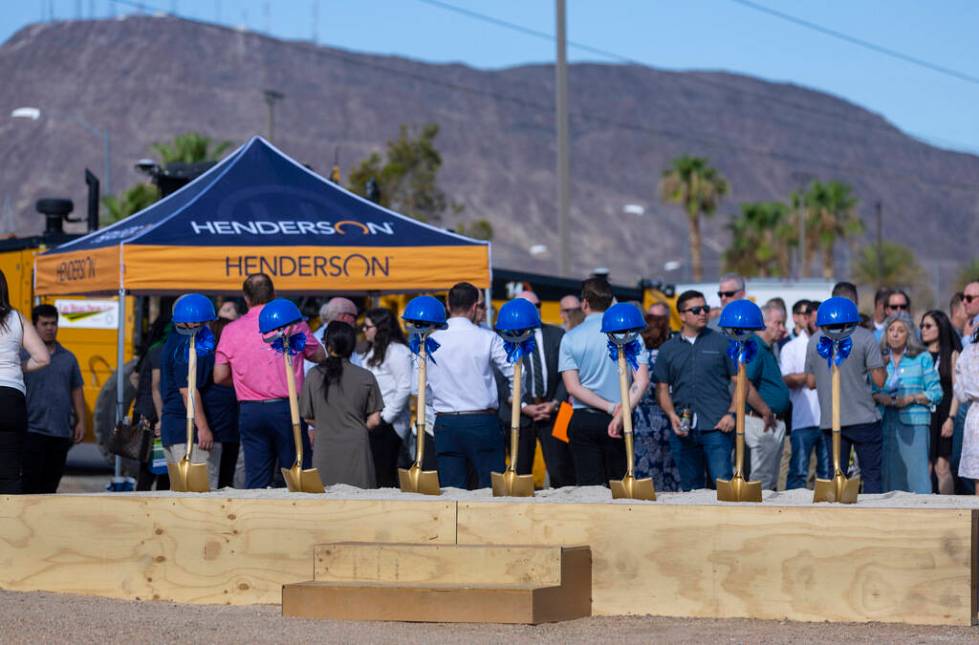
left=517, top=291, right=540, bottom=307
left=320, top=297, right=358, bottom=325
left=964, top=281, right=979, bottom=318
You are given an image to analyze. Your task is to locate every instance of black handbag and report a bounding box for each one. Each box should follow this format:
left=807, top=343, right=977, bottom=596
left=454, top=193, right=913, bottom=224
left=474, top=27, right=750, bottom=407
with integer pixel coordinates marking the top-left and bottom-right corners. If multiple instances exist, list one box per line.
left=108, top=402, right=153, bottom=463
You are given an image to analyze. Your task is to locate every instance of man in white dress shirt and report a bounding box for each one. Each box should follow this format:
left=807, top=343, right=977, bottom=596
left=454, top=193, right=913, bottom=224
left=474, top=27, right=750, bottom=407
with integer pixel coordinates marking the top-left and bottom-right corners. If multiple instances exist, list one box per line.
left=427, top=282, right=513, bottom=489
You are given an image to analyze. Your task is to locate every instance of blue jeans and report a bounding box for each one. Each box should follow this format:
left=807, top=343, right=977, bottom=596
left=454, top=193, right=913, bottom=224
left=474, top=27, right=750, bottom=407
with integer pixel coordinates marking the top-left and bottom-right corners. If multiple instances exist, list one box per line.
left=239, top=400, right=312, bottom=489
left=822, top=420, right=883, bottom=494
left=787, top=426, right=830, bottom=489
left=668, top=429, right=734, bottom=491
left=881, top=411, right=930, bottom=494
left=433, top=413, right=505, bottom=490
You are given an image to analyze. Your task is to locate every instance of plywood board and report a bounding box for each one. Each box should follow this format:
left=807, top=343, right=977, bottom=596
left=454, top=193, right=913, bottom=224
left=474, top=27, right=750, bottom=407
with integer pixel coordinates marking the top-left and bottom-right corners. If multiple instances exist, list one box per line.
left=0, top=495, right=455, bottom=605
left=314, top=543, right=566, bottom=585
left=457, top=503, right=976, bottom=626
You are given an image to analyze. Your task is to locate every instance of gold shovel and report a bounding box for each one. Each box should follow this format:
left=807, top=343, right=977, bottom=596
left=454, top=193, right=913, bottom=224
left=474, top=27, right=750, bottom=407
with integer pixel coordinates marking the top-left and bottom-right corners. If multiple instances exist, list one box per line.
left=280, top=340, right=325, bottom=493
left=492, top=358, right=535, bottom=497
left=168, top=332, right=210, bottom=492
left=716, top=362, right=762, bottom=502
left=813, top=363, right=860, bottom=503
left=398, top=338, right=441, bottom=495
left=610, top=351, right=656, bottom=501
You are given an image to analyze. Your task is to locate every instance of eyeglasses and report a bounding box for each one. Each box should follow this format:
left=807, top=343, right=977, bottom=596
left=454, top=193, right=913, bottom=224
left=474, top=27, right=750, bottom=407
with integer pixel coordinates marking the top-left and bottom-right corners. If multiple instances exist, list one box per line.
left=964, top=294, right=979, bottom=303
left=717, top=290, right=741, bottom=299
left=681, top=305, right=711, bottom=315
left=919, top=322, right=935, bottom=330
left=362, top=323, right=375, bottom=331
left=887, top=303, right=909, bottom=310
left=476, top=302, right=486, bottom=310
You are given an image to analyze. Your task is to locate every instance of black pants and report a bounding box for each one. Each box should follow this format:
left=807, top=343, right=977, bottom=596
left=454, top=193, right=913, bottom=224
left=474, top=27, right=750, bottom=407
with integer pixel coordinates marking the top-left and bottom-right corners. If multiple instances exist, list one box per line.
left=369, top=422, right=402, bottom=488
left=22, top=432, right=73, bottom=494
left=0, top=387, right=27, bottom=494
left=568, top=409, right=626, bottom=486
left=515, top=418, right=577, bottom=488
left=218, top=441, right=240, bottom=489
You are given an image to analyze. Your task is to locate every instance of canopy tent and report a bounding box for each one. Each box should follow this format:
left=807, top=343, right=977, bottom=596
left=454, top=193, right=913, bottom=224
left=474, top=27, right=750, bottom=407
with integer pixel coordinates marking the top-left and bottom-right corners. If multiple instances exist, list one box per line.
left=35, top=136, right=490, bottom=296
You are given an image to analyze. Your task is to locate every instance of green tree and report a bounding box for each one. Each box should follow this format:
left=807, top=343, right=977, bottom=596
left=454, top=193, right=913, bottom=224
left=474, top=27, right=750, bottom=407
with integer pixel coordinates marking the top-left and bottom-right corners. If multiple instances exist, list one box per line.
left=455, top=218, right=493, bottom=241
left=804, top=180, right=862, bottom=280
left=724, top=201, right=793, bottom=277
left=101, top=183, right=159, bottom=224
left=659, top=156, right=729, bottom=282
left=152, top=132, right=233, bottom=164
left=348, top=123, right=460, bottom=223
left=853, top=241, right=926, bottom=288
left=956, top=259, right=979, bottom=290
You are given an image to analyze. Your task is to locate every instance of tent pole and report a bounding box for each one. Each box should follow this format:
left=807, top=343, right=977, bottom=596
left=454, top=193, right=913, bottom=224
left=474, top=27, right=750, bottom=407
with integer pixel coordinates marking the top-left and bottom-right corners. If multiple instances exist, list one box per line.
left=112, top=288, right=125, bottom=489
left=485, top=287, right=494, bottom=327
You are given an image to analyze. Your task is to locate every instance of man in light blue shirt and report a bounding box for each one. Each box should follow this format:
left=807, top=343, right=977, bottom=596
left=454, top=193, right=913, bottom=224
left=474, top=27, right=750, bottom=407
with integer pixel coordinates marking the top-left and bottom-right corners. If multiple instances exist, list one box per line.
left=558, top=278, right=648, bottom=486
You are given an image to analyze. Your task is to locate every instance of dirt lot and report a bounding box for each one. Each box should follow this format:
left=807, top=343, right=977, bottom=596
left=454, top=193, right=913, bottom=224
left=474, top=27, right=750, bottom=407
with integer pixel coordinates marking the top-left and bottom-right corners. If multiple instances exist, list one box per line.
left=0, top=589, right=975, bottom=644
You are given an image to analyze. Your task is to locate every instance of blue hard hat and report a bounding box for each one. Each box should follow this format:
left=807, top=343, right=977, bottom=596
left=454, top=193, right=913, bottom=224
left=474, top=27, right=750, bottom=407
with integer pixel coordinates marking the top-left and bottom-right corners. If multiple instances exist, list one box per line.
left=402, top=295, right=447, bottom=329
left=601, top=302, right=646, bottom=334
left=172, top=293, right=216, bottom=325
left=496, top=298, right=541, bottom=333
left=816, top=296, right=859, bottom=328
left=259, top=298, right=304, bottom=334
left=719, top=300, right=765, bottom=331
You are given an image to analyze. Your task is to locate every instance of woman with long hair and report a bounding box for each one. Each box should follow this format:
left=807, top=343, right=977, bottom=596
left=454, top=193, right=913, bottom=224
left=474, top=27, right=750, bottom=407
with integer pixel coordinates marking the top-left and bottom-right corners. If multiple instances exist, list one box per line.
left=0, top=269, right=51, bottom=493
left=361, top=307, right=412, bottom=487
left=873, top=313, right=942, bottom=493
left=920, top=310, right=961, bottom=494
left=300, top=321, right=384, bottom=488
left=631, top=313, right=681, bottom=491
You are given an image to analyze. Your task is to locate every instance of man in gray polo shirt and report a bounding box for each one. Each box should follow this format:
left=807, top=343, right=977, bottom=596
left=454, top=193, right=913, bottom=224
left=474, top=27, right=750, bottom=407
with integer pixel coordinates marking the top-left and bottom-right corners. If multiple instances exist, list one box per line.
left=654, top=290, right=773, bottom=491
left=21, top=304, right=85, bottom=494
left=804, top=282, right=887, bottom=493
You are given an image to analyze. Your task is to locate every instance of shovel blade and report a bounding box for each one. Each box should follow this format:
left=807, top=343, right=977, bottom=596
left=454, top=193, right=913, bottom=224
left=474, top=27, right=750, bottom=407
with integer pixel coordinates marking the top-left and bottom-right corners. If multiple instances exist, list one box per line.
left=812, top=474, right=860, bottom=504
left=610, top=475, right=657, bottom=501
left=281, top=465, right=325, bottom=493
left=398, top=465, right=441, bottom=496
left=167, top=459, right=210, bottom=493
left=491, top=470, right=535, bottom=497
left=716, top=475, right=762, bottom=503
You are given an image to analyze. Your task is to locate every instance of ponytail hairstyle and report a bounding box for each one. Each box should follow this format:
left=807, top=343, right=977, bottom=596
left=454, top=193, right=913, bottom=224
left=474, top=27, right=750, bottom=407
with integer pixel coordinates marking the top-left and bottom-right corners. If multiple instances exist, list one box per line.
left=321, top=321, right=356, bottom=401
left=364, top=307, right=407, bottom=368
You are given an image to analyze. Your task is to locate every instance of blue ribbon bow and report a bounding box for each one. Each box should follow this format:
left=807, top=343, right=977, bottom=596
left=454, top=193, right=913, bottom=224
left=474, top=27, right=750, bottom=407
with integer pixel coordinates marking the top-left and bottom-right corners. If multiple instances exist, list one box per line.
left=607, top=337, right=643, bottom=372
left=503, top=336, right=537, bottom=364
left=408, top=333, right=440, bottom=364
left=270, top=331, right=307, bottom=356
left=176, top=326, right=215, bottom=364
left=816, top=335, right=853, bottom=368
left=726, top=338, right=757, bottom=365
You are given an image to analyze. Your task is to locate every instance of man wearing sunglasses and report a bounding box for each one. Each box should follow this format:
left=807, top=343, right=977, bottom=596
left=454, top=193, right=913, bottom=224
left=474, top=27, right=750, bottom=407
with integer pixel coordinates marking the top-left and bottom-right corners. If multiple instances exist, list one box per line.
left=961, top=282, right=979, bottom=347
left=708, top=273, right=746, bottom=331
left=875, top=289, right=912, bottom=341
left=653, top=289, right=773, bottom=491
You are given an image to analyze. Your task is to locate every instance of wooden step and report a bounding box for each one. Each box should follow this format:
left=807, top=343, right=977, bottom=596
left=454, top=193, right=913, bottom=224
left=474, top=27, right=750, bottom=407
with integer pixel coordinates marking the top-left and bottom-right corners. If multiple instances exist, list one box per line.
left=282, top=543, right=591, bottom=624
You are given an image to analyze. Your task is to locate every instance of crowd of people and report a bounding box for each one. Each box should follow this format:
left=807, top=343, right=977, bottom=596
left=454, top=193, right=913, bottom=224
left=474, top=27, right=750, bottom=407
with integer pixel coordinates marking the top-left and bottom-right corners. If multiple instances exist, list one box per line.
left=2, top=265, right=979, bottom=498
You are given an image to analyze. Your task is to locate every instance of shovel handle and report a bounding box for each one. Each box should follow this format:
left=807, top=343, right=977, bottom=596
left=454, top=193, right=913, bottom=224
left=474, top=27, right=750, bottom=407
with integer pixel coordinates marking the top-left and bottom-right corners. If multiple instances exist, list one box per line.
left=185, top=332, right=197, bottom=461
left=831, top=364, right=842, bottom=474
left=733, top=361, right=747, bottom=476
left=283, top=347, right=303, bottom=466
left=509, top=360, right=522, bottom=473
left=616, top=353, right=637, bottom=478
left=415, top=340, right=428, bottom=466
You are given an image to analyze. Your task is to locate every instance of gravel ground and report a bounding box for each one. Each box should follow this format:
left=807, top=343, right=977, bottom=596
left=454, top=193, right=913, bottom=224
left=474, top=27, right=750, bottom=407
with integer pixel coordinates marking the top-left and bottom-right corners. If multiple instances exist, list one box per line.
left=0, top=590, right=975, bottom=644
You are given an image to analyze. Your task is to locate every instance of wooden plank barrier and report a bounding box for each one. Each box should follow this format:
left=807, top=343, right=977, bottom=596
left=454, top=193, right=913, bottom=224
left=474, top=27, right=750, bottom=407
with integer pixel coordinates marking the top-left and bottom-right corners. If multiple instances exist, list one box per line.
left=0, top=495, right=456, bottom=604
left=457, top=503, right=978, bottom=626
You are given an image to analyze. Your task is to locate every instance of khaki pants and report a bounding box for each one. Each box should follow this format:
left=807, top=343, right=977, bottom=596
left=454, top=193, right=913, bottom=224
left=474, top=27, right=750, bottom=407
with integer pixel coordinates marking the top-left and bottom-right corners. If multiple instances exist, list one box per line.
left=163, top=443, right=216, bottom=489
left=744, top=416, right=786, bottom=490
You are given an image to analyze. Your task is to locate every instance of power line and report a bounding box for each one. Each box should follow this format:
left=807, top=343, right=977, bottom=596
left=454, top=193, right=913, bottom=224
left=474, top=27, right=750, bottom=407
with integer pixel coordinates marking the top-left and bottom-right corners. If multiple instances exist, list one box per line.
left=412, top=0, right=912, bottom=143
left=729, top=0, right=979, bottom=87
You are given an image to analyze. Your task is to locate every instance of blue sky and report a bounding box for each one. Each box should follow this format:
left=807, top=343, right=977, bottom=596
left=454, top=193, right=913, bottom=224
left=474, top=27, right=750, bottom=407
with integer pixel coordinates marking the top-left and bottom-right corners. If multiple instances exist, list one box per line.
left=4, top=0, right=978, bottom=153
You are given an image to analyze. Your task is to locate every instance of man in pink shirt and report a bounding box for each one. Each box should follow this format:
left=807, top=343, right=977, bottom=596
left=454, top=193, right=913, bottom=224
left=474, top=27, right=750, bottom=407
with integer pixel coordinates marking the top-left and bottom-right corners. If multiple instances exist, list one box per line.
left=214, top=274, right=325, bottom=488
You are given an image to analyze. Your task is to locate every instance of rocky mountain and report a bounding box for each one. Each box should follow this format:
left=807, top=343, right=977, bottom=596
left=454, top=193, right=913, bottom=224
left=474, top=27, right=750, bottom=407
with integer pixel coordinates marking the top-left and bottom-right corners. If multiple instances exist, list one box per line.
left=1, top=16, right=977, bottom=291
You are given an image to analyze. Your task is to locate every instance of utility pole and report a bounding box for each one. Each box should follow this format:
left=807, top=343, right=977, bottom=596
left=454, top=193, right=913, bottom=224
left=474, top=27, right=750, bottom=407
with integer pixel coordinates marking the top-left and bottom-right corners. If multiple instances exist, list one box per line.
left=555, top=0, right=570, bottom=276
left=875, top=200, right=884, bottom=287
left=263, top=89, right=284, bottom=143
left=797, top=196, right=805, bottom=279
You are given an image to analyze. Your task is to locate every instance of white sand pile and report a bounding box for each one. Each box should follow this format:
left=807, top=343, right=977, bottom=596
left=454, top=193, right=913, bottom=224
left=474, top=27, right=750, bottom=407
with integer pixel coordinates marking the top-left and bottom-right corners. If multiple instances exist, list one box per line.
left=68, top=484, right=979, bottom=508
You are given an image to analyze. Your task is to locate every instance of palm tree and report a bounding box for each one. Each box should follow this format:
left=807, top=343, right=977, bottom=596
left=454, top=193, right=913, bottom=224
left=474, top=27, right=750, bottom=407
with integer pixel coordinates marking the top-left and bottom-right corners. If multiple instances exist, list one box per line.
left=724, top=201, right=793, bottom=277
left=804, top=180, right=862, bottom=280
left=101, top=184, right=159, bottom=224
left=151, top=132, right=233, bottom=165
left=659, top=156, right=729, bottom=282
left=853, top=241, right=923, bottom=287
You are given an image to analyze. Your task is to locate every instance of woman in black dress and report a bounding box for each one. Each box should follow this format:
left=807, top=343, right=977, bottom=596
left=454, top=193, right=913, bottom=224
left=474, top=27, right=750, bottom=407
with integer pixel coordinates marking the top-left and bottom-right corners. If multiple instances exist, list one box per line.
left=920, top=310, right=961, bottom=494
